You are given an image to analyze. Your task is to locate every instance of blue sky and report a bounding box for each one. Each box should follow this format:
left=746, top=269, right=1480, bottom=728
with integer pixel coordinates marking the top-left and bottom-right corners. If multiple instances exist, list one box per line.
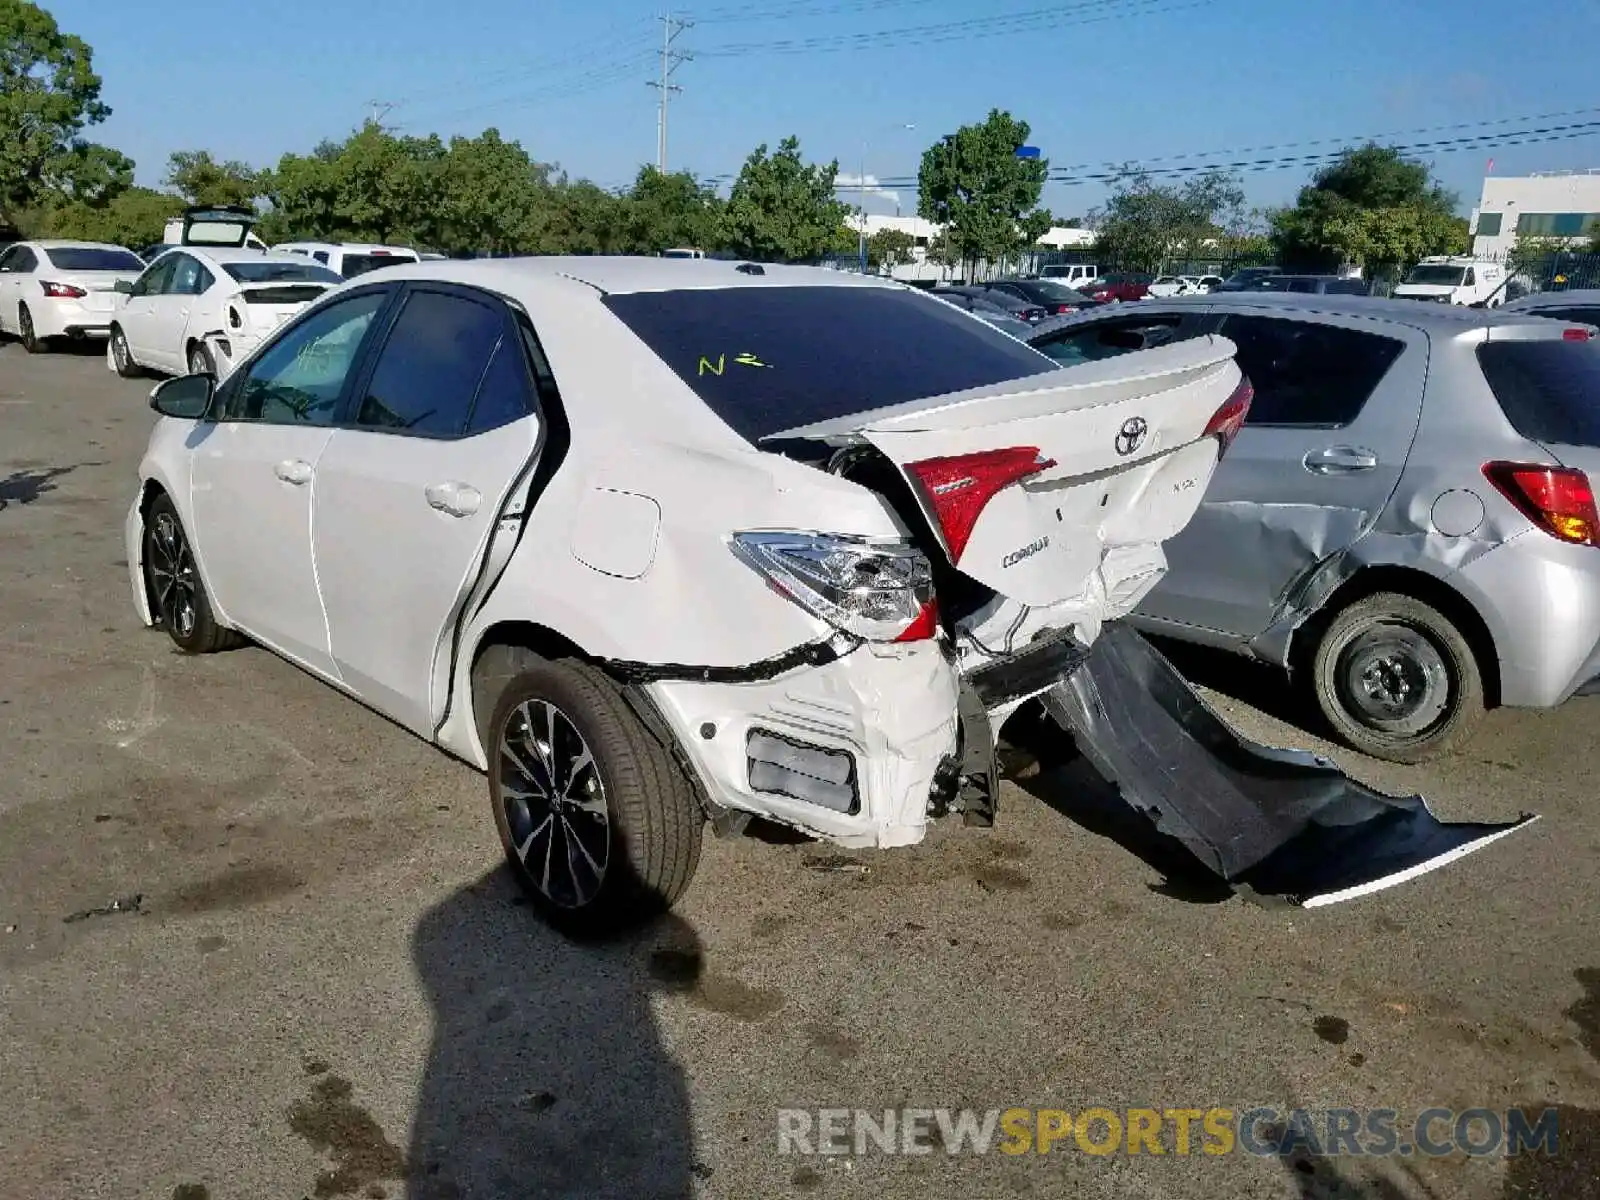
left=47, top=0, right=1600, bottom=219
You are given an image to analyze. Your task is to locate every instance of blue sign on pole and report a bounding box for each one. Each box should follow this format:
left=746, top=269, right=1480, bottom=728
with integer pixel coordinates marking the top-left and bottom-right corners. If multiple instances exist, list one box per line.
left=1015, top=145, right=1041, bottom=159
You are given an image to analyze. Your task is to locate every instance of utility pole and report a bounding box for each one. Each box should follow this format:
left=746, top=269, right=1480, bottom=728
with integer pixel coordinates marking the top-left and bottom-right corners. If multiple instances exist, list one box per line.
left=367, top=99, right=398, bottom=128
left=647, top=13, right=693, bottom=173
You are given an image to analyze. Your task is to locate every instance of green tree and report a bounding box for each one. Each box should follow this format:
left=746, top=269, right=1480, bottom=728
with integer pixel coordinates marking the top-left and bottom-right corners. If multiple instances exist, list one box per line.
left=532, top=177, right=627, bottom=254
left=1270, top=144, right=1461, bottom=273
left=0, top=0, right=123, bottom=218
left=32, top=186, right=181, bottom=245
left=721, top=136, right=851, bottom=262
left=261, top=123, right=445, bottom=246
left=1091, top=168, right=1244, bottom=273
left=916, top=110, right=1052, bottom=278
left=866, top=226, right=915, bottom=268
left=435, top=128, right=552, bottom=253
left=165, top=149, right=260, bottom=208
left=622, top=165, right=723, bottom=254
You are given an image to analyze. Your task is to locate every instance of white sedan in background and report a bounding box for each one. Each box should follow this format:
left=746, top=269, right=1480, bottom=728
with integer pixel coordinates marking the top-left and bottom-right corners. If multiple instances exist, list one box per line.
left=126, top=257, right=1246, bottom=931
left=109, top=246, right=343, bottom=380
left=0, top=240, right=145, bottom=352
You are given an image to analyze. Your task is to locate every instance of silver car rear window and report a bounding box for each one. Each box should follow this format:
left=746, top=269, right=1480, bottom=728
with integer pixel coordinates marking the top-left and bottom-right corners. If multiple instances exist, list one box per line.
left=1477, top=340, right=1600, bottom=447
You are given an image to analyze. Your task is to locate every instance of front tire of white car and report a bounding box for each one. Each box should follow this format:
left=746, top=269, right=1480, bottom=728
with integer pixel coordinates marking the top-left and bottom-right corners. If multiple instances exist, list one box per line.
left=484, top=654, right=704, bottom=936
left=110, top=326, right=141, bottom=378
left=18, top=305, right=46, bottom=354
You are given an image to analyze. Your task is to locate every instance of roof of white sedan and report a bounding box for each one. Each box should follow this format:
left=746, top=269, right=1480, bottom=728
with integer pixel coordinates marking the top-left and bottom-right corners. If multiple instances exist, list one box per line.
left=162, top=244, right=326, bottom=267
left=365, top=255, right=901, bottom=296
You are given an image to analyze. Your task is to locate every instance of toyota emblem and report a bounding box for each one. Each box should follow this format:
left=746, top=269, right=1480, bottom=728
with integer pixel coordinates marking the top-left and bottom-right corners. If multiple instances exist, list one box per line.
left=1115, top=416, right=1148, bottom=456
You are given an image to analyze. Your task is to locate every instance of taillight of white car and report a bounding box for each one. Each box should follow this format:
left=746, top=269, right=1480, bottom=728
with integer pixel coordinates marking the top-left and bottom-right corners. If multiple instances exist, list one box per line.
left=729, top=532, right=938, bottom=642
left=40, top=281, right=87, bottom=299
left=1202, top=375, right=1254, bottom=455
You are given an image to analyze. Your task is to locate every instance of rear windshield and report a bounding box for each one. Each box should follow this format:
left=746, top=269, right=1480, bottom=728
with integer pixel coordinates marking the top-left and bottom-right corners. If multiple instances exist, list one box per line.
left=1478, top=340, right=1600, bottom=447
left=224, top=261, right=342, bottom=284
left=43, top=247, right=144, bottom=272
left=604, top=285, right=1058, bottom=442
left=340, top=252, right=417, bottom=278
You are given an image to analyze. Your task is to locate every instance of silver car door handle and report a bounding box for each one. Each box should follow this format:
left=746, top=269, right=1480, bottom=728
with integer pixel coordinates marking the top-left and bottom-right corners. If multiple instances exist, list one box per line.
left=274, top=459, right=313, bottom=485
left=426, top=481, right=482, bottom=518
left=1302, top=446, right=1378, bottom=474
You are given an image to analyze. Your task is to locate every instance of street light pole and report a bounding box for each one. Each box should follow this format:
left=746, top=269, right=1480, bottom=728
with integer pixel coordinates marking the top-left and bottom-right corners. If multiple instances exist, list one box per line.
left=857, top=123, right=915, bottom=275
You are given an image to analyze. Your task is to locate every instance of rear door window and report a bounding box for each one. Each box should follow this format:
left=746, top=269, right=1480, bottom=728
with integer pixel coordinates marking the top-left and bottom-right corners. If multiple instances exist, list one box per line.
left=602, top=285, right=1056, bottom=442
left=354, top=289, right=507, bottom=437
left=1477, top=339, right=1600, bottom=447
left=1216, top=315, right=1404, bottom=427
left=1031, top=312, right=1204, bottom=368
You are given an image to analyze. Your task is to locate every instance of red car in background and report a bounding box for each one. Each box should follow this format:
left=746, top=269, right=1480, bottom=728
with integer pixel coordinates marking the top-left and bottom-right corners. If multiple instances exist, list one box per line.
left=1078, top=273, right=1153, bottom=303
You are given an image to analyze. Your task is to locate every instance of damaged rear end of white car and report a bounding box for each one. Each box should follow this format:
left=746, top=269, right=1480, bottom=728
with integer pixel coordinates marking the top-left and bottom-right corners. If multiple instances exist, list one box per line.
left=441, top=266, right=1533, bottom=933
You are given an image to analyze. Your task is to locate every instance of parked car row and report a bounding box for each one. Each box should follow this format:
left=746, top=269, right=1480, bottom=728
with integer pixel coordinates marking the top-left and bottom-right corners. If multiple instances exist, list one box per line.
left=1025, top=290, right=1600, bottom=762
left=0, top=209, right=428, bottom=378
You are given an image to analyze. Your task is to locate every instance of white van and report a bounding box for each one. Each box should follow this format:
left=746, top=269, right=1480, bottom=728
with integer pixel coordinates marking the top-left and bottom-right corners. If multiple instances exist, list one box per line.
left=271, top=242, right=421, bottom=279
left=1039, top=263, right=1098, bottom=287
left=1392, top=256, right=1506, bottom=306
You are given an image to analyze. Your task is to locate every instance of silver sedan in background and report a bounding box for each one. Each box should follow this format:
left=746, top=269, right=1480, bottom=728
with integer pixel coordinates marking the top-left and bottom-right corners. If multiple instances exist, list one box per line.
left=1027, top=293, right=1600, bottom=762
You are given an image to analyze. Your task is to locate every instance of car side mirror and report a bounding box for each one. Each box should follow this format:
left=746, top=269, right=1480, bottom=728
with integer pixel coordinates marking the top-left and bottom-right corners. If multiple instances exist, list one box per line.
left=114, top=280, right=134, bottom=294
left=149, top=373, right=214, bottom=420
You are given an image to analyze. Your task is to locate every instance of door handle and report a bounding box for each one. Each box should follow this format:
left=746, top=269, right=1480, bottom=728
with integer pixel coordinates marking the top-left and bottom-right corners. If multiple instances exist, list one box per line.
left=1302, top=446, right=1378, bottom=474
left=425, top=481, right=482, bottom=518
left=274, top=459, right=313, bottom=485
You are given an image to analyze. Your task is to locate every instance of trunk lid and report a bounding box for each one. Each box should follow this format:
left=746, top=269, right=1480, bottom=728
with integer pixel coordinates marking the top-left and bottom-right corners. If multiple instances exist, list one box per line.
left=47, top=271, right=142, bottom=313
left=766, top=336, right=1245, bottom=606
left=231, top=285, right=333, bottom=335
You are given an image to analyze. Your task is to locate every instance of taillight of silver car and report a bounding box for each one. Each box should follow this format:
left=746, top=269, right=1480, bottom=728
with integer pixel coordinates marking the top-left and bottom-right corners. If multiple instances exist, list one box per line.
left=1482, top=462, right=1599, bottom=547
left=729, top=532, right=939, bottom=642
left=1203, top=376, right=1254, bottom=455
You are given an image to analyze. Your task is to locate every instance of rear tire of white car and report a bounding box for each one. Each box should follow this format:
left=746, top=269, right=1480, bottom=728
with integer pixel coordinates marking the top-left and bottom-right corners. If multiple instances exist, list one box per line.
left=484, top=654, right=704, bottom=936
left=110, top=326, right=141, bottom=378
left=1310, top=592, right=1484, bottom=764
left=187, top=342, right=215, bottom=377
left=142, top=493, right=244, bottom=654
left=18, top=305, right=46, bottom=354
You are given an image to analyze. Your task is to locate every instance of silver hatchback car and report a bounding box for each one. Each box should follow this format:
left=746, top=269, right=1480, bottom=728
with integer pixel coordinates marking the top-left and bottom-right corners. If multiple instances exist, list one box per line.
left=1027, top=293, right=1600, bottom=762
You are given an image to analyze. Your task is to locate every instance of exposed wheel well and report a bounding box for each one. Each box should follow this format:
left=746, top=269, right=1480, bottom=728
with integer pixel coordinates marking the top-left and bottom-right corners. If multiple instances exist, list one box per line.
left=1288, top=565, right=1502, bottom=709
left=469, top=622, right=592, bottom=737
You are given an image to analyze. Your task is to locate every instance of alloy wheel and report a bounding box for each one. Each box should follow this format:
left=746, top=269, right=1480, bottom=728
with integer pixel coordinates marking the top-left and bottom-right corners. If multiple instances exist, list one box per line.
left=498, top=699, right=611, bottom=908
left=113, top=330, right=130, bottom=372
left=19, top=307, right=36, bottom=351
left=147, top=511, right=198, bottom=639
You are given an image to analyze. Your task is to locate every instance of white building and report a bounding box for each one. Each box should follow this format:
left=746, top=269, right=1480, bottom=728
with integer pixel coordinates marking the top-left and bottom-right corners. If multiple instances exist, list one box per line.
left=1470, top=170, right=1600, bottom=258
left=850, top=213, right=1095, bottom=254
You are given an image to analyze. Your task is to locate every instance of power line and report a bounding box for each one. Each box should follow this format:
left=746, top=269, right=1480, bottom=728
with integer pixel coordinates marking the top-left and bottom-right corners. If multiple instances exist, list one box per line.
left=401, top=51, right=656, bottom=128
left=842, top=115, right=1600, bottom=192
left=648, top=13, right=694, bottom=172
left=692, top=0, right=945, bottom=24
left=695, top=0, right=1199, bottom=56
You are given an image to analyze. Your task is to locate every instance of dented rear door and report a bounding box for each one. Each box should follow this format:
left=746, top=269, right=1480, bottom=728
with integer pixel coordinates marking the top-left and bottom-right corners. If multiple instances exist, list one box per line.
left=1135, top=307, right=1430, bottom=640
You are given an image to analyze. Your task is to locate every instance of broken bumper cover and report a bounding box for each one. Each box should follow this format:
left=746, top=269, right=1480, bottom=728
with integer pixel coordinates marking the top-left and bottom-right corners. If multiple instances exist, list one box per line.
left=1041, top=622, right=1538, bottom=906
left=644, top=641, right=961, bottom=848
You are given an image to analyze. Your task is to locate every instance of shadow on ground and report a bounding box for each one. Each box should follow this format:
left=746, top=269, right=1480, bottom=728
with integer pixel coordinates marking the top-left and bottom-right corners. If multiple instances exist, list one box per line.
left=404, top=870, right=699, bottom=1200
left=1143, top=635, right=1327, bottom=740
left=0, top=464, right=83, bottom=511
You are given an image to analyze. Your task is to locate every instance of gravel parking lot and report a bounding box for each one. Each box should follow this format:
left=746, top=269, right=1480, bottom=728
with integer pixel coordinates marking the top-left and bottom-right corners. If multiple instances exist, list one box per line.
left=1, top=341, right=1597, bottom=1200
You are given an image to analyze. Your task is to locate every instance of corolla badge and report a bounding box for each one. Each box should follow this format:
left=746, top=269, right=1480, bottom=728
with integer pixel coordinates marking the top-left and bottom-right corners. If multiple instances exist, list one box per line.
left=1115, top=416, right=1149, bottom=456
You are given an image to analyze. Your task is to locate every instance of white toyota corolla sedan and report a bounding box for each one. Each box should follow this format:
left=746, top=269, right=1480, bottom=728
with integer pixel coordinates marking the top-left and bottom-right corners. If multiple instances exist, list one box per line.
left=0, top=239, right=145, bottom=351
left=108, top=245, right=344, bottom=380
left=125, top=257, right=1250, bottom=932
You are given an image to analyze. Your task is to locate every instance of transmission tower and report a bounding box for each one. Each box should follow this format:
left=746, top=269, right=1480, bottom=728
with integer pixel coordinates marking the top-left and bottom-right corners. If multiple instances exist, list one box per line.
left=647, top=14, right=693, bottom=172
